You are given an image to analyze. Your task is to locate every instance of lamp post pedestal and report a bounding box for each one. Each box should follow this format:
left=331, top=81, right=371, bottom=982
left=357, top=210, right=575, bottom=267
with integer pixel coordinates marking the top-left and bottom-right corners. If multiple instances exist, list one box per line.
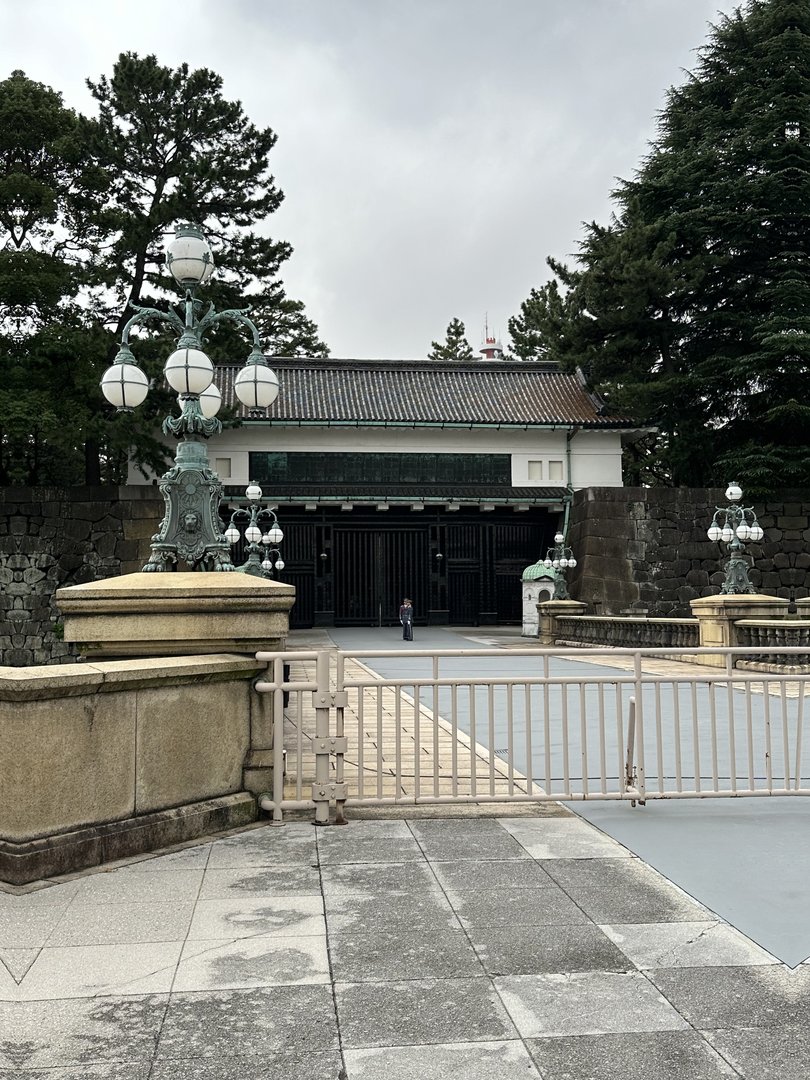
left=56, top=572, right=296, bottom=659
left=690, top=594, right=790, bottom=665
left=537, top=599, right=588, bottom=644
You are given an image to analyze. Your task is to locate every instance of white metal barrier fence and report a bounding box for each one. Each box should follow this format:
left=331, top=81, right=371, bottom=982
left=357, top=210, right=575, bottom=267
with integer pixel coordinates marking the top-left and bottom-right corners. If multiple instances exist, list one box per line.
left=254, top=646, right=810, bottom=823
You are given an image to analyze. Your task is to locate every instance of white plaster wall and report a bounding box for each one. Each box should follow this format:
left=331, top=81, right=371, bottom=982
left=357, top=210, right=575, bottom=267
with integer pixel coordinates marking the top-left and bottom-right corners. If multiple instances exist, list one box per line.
left=129, top=424, right=625, bottom=490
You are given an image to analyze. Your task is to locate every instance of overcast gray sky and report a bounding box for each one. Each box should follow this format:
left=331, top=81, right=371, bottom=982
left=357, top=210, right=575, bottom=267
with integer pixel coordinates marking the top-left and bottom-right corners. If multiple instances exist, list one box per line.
left=5, top=0, right=740, bottom=359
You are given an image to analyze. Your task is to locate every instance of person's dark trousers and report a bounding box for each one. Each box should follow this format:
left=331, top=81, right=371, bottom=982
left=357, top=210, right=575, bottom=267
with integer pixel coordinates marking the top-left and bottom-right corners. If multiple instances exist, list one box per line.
left=403, top=623, right=413, bottom=641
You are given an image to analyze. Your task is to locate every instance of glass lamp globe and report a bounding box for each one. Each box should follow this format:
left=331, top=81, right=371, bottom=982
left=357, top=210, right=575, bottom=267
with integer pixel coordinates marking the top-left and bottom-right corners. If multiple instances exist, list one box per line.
left=101, top=360, right=149, bottom=410
left=725, top=482, right=743, bottom=502
left=245, top=482, right=263, bottom=502
left=234, top=361, right=280, bottom=408
left=265, top=525, right=283, bottom=544
left=707, top=524, right=722, bottom=541
left=552, top=558, right=560, bottom=569
left=736, top=523, right=751, bottom=540
left=176, top=382, right=222, bottom=420
left=568, top=557, right=577, bottom=568
left=554, top=532, right=565, bottom=544
left=245, top=525, right=262, bottom=543
left=750, top=524, right=764, bottom=541
left=164, top=346, right=213, bottom=394
left=261, top=558, right=273, bottom=571
left=225, top=525, right=240, bottom=544
left=721, top=525, right=734, bottom=542
left=274, top=558, right=285, bottom=571
left=543, top=558, right=552, bottom=568
left=199, top=382, right=221, bottom=418
left=166, top=225, right=214, bottom=287
left=559, top=557, right=569, bottom=568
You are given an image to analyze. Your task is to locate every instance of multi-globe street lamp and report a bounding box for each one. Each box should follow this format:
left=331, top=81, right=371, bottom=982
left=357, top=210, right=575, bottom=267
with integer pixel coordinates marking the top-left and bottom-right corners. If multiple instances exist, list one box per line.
left=225, top=482, right=285, bottom=578
left=707, top=481, right=764, bottom=594
left=543, top=532, right=577, bottom=600
left=100, top=224, right=281, bottom=572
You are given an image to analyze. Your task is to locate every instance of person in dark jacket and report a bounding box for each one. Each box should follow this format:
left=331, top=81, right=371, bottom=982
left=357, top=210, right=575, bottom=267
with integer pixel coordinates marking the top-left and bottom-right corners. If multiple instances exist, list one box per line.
left=399, top=598, right=414, bottom=641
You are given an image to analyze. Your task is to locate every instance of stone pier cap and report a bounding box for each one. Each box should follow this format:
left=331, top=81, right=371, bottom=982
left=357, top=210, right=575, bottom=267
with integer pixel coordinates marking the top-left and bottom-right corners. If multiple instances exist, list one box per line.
left=57, top=571, right=296, bottom=658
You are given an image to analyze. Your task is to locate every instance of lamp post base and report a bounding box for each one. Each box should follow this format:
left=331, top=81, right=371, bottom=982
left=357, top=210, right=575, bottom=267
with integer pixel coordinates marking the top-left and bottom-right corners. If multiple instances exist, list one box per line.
left=142, top=436, right=234, bottom=572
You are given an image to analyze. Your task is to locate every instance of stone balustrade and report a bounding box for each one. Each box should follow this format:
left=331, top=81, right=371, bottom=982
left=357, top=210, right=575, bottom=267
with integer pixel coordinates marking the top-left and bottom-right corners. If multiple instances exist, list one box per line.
left=734, top=620, right=810, bottom=672
left=554, top=615, right=700, bottom=649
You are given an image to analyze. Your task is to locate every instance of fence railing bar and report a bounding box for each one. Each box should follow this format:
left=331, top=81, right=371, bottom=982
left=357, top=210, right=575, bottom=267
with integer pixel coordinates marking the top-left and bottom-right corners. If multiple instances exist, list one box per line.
left=764, top=679, right=774, bottom=792
left=655, top=680, right=664, bottom=796
left=690, top=681, right=701, bottom=793
left=579, top=682, right=589, bottom=798
left=673, top=682, right=683, bottom=792
left=562, top=684, right=571, bottom=795
left=524, top=682, right=534, bottom=796
left=488, top=683, right=496, bottom=797
left=780, top=679, right=791, bottom=791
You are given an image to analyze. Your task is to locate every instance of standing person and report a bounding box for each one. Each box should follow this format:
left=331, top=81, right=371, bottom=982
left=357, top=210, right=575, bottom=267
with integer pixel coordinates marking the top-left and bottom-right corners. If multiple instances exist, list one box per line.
left=399, top=598, right=414, bottom=641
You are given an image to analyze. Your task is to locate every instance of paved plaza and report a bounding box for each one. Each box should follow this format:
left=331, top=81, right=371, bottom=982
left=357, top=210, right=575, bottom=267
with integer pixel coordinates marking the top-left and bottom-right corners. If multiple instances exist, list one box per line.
left=3, top=812, right=807, bottom=1079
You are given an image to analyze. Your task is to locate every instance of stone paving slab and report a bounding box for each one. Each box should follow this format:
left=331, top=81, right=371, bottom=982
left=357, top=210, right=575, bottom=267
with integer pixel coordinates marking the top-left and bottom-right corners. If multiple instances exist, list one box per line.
left=3, top=814, right=804, bottom=1079
left=526, top=1030, right=740, bottom=1080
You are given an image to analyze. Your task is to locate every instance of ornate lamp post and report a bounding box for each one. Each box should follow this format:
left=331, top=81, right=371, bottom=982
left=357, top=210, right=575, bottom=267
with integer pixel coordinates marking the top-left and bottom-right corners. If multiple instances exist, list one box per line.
left=100, top=224, right=281, bottom=572
left=225, top=482, right=285, bottom=578
left=543, top=532, right=577, bottom=600
left=707, top=481, right=764, bottom=594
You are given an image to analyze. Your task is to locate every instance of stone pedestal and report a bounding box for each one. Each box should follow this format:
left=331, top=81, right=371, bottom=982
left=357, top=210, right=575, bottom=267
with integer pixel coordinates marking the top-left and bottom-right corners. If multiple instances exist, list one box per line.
left=690, top=594, right=790, bottom=666
left=57, top=572, right=296, bottom=658
left=537, top=599, right=588, bottom=644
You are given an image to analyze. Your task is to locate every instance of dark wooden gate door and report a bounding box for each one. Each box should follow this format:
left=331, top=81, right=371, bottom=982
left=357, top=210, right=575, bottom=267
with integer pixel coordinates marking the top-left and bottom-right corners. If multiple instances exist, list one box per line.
left=332, top=529, right=432, bottom=626
left=334, top=528, right=429, bottom=625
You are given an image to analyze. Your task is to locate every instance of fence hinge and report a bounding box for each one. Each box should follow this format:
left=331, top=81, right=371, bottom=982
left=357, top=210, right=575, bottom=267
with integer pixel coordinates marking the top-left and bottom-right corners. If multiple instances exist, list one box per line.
left=311, top=781, right=349, bottom=802
left=312, top=736, right=348, bottom=754
left=312, top=690, right=349, bottom=709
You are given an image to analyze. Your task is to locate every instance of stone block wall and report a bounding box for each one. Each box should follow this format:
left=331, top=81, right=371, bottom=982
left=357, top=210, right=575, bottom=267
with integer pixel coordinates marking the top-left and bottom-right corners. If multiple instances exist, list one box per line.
left=570, top=487, right=810, bottom=617
left=0, top=487, right=163, bottom=666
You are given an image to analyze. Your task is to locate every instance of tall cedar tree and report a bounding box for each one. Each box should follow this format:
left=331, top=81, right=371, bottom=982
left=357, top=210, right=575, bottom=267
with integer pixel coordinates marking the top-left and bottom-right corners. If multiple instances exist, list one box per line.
left=0, top=55, right=328, bottom=486
left=428, top=317, right=474, bottom=361
left=510, top=0, right=810, bottom=490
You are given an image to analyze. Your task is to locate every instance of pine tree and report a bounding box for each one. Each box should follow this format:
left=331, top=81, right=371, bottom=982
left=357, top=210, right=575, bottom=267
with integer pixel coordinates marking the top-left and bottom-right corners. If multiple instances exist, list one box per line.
left=0, top=56, right=329, bottom=486
left=428, top=317, right=474, bottom=361
left=511, top=0, right=810, bottom=489
left=0, top=70, right=110, bottom=485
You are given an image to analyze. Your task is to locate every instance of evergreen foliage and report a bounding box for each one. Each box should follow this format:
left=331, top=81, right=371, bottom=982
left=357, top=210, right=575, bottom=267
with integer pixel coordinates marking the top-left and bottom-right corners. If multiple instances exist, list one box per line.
left=0, top=56, right=328, bottom=485
left=428, top=317, right=474, bottom=361
left=510, top=0, right=810, bottom=489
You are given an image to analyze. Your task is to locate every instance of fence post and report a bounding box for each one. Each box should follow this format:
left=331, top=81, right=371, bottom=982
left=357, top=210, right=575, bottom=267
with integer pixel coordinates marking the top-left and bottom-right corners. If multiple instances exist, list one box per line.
left=634, top=652, right=646, bottom=805
left=312, top=650, right=333, bottom=826
left=309, top=649, right=350, bottom=825
left=270, top=655, right=286, bottom=824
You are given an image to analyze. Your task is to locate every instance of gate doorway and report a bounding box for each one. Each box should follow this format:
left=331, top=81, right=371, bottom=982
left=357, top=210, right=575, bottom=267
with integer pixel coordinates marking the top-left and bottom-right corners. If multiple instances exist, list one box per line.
left=334, top=528, right=430, bottom=625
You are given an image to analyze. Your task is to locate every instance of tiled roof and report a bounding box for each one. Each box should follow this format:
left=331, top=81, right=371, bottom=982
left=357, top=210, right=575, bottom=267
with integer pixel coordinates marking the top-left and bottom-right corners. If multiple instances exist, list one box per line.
left=215, top=358, right=637, bottom=428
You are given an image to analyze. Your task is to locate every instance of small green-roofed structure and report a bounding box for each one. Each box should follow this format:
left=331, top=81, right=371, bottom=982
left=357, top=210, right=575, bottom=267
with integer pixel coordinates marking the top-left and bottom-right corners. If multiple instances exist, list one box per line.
left=521, top=561, right=557, bottom=636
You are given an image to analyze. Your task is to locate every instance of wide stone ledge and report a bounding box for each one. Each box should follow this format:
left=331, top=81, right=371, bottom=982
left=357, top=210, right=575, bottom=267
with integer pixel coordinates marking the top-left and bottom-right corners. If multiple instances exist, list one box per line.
left=0, top=653, right=263, bottom=701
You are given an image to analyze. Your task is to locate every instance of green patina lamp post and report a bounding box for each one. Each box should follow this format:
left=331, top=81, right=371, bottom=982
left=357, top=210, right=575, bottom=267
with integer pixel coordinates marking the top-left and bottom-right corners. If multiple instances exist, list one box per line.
left=543, top=532, right=577, bottom=600
left=100, top=224, right=281, bottom=572
left=225, top=482, right=285, bottom=578
left=707, top=482, right=764, bottom=594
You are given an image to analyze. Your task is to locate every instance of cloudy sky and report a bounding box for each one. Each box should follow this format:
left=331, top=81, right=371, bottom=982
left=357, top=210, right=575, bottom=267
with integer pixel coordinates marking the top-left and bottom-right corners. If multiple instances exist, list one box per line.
left=5, top=0, right=740, bottom=359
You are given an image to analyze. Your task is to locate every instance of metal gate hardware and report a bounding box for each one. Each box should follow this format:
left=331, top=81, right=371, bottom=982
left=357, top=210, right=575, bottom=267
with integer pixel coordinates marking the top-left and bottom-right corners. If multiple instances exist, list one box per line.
left=312, top=737, right=348, bottom=754
left=311, top=782, right=348, bottom=801
left=312, top=691, right=349, bottom=709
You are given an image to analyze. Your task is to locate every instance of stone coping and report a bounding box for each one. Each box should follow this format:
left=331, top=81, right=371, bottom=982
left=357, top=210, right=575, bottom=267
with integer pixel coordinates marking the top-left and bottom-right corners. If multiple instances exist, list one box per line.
left=57, top=571, right=295, bottom=612
left=0, top=653, right=262, bottom=701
